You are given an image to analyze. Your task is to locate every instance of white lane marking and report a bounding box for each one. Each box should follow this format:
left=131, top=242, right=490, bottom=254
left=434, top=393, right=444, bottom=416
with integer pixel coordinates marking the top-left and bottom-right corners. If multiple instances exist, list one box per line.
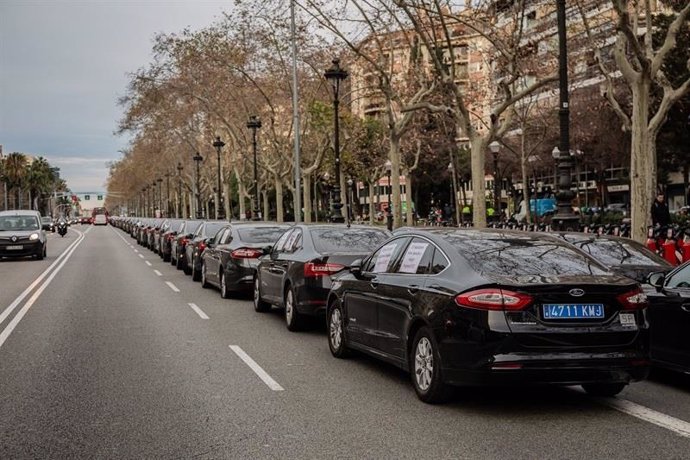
left=188, top=303, right=209, bottom=320
left=0, top=230, right=86, bottom=349
left=138, top=254, right=145, bottom=259
left=165, top=282, right=180, bottom=292
left=0, top=229, right=85, bottom=326
left=229, top=345, right=284, bottom=391
left=134, top=249, right=139, bottom=253
left=145, top=261, right=152, bottom=266
left=154, top=270, right=162, bottom=276
left=598, top=396, right=690, bottom=438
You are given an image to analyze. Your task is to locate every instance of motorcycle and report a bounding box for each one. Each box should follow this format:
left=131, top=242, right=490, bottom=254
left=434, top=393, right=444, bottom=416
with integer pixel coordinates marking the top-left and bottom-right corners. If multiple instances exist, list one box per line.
left=57, top=221, right=68, bottom=237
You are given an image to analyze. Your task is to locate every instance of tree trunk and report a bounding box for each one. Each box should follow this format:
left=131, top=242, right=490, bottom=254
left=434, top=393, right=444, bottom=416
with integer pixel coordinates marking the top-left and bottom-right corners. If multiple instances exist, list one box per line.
left=405, top=173, right=414, bottom=226
left=368, top=181, right=375, bottom=225
left=302, top=174, right=312, bottom=223
left=224, top=182, right=231, bottom=220
left=521, top=130, right=532, bottom=224
left=263, top=188, right=270, bottom=221
left=238, top=180, right=247, bottom=220
left=470, top=137, right=487, bottom=227
left=630, top=79, right=653, bottom=243
left=275, top=178, right=284, bottom=223
left=390, top=135, right=402, bottom=229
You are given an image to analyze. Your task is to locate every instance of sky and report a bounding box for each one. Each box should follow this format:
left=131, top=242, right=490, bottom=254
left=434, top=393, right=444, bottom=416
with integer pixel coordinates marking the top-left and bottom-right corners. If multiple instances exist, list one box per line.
left=0, top=0, right=230, bottom=193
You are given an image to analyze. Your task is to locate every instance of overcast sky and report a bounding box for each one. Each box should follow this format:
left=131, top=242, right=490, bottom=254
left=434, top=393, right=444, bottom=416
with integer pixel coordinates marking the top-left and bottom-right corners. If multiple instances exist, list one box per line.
left=0, top=0, right=229, bottom=192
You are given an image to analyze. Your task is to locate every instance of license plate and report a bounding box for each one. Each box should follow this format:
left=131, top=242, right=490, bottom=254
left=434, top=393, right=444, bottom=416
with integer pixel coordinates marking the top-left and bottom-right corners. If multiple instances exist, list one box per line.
left=542, top=304, right=604, bottom=319
left=6, top=245, right=23, bottom=250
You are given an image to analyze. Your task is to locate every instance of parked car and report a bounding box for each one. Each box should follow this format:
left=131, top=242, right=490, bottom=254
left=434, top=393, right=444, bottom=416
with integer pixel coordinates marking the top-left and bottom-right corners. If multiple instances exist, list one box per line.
left=41, top=216, right=54, bottom=232
left=172, top=220, right=203, bottom=270
left=254, top=224, right=391, bottom=331
left=326, top=229, right=650, bottom=403
left=0, top=210, right=47, bottom=260
left=184, top=221, right=226, bottom=280
left=646, top=262, right=690, bottom=374
left=159, top=219, right=184, bottom=262
left=201, top=222, right=292, bottom=298
left=555, top=233, right=672, bottom=283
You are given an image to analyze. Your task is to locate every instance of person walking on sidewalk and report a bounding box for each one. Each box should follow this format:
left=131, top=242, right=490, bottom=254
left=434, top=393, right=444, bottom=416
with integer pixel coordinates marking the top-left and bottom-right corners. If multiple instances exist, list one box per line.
left=651, top=192, right=671, bottom=227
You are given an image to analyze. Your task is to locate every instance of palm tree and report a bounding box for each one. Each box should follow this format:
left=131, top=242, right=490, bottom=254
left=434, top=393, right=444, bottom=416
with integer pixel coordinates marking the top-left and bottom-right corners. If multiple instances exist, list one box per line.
left=26, top=157, right=56, bottom=211
left=4, top=153, right=28, bottom=209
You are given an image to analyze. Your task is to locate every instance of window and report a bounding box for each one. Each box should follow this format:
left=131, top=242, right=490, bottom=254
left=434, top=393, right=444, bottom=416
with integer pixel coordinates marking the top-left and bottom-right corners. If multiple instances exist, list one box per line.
left=430, top=248, right=450, bottom=274
left=364, top=237, right=410, bottom=274
left=666, top=264, right=690, bottom=289
left=396, top=238, right=435, bottom=275
left=84, top=195, right=90, bottom=201
left=97, top=195, right=103, bottom=201
left=273, top=229, right=294, bottom=253
left=284, top=229, right=302, bottom=253
left=211, top=228, right=228, bottom=245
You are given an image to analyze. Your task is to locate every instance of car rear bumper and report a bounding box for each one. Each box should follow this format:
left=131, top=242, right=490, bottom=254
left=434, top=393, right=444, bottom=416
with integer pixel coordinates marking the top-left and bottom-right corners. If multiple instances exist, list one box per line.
left=441, top=352, right=650, bottom=386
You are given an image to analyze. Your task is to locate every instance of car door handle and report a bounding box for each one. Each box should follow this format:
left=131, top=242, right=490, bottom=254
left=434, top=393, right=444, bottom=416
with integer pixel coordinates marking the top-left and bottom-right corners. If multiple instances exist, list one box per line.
left=407, top=285, right=420, bottom=295
left=682, top=304, right=690, bottom=313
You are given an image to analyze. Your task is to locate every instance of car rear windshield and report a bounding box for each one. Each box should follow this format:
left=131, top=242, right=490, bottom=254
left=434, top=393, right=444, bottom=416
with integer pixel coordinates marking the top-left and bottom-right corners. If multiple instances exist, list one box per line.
left=237, top=227, right=289, bottom=243
left=442, top=233, right=609, bottom=277
left=0, top=216, right=40, bottom=231
left=312, top=228, right=390, bottom=253
left=574, top=239, right=667, bottom=267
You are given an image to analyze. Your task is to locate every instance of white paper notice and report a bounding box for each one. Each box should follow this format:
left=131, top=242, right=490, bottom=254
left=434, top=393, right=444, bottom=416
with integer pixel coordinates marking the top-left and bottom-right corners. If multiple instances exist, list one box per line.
left=373, top=243, right=398, bottom=273
left=399, top=242, right=429, bottom=274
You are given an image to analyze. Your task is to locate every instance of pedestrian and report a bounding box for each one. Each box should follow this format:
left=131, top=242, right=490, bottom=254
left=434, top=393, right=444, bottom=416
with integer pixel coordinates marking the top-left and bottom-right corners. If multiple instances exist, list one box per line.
left=651, top=192, right=671, bottom=227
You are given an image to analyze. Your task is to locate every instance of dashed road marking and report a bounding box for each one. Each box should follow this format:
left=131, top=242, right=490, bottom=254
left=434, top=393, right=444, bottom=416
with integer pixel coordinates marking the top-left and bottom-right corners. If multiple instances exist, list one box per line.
left=188, top=303, right=209, bottom=320
left=154, top=270, right=162, bottom=276
left=165, top=281, right=180, bottom=293
left=145, top=261, right=152, bottom=266
left=229, top=345, right=284, bottom=391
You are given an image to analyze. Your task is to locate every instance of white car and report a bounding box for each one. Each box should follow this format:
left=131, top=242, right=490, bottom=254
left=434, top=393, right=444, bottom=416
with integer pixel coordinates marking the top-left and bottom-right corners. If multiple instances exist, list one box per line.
left=93, top=214, right=108, bottom=225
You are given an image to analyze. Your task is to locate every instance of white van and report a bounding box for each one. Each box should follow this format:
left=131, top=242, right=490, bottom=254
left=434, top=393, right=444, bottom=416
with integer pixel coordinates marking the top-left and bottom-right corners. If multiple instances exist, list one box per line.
left=93, top=214, right=108, bottom=225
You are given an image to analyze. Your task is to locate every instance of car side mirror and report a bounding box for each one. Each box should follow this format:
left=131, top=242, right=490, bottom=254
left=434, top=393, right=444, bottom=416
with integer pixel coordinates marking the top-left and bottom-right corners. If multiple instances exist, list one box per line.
left=262, top=246, right=272, bottom=255
left=350, top=259, right=363, bottom=277
left=646, top=272, right=665, bottom=291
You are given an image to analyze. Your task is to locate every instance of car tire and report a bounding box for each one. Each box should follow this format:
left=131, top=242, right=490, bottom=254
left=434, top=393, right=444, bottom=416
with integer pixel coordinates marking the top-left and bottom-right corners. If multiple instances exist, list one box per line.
left=220, top=270, right=231, bottom=299
left=253, top=276, right=270, bottom=312
left=183, top=261, right=192, bottom=275
left=170, top=250, right=177, bottom=266
left=201, top=261, right=210, bottom=288
left=581, top=382, right=627, bottom=397
left=192, top=257, right=201, bottom=282
left=284, top=285, right=303, bottom=332
left=328, top=301, right=350, bottom=358
left=163, top=250, right=170, bottom=262
left=410, top=326, right=450, bottom=404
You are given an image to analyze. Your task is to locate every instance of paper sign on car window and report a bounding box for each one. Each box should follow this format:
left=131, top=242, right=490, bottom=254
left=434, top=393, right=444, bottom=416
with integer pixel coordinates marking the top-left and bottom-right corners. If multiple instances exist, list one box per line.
left=399, top=242, right=429, bottom=274
left=373, top=243, right=398, bottom=273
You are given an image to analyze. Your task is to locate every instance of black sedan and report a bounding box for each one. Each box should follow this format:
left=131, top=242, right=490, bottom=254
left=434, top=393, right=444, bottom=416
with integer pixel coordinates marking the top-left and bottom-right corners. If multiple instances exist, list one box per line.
left=646, top=261, right=690, bottom=374
left=201, top=222, right=292, bottom=298
left=556, top=232, right=672, bottom=283
left=326, top=229, right=650, bottom=403
left=159, top=219, right=184, bottom=262
left=184, top=221, right=226, bottom=281
left=254, top=224, right=391, bottom=331
left=172, top=220, right=203, bottom=270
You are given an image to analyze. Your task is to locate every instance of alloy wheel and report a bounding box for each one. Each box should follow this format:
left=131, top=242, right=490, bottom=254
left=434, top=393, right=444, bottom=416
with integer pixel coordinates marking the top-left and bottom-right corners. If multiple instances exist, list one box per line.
left=329, top=308, right=343, bottom=350
left=285, top=290, right=294, bottom=325
left=414, top=337, right=434, bottom=392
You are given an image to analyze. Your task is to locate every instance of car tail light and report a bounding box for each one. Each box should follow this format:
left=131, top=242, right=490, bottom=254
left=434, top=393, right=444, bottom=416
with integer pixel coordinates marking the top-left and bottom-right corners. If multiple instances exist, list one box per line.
left=198, top=242, right=206, bottom=252
left=455, top=288, right=533, bottom=311
left=616, top=287, right=648, bottom=310
left=304, top=262, right=346, bottom=278
left=180, top=238, right=188, bottom=246
left=231, top=248, right=263, bottom=259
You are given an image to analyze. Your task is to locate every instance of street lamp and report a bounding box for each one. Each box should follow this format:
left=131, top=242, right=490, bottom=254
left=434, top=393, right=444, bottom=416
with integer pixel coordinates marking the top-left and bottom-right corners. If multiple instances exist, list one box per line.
left=247, top=115, right=262, bottom=221
left=324, top=58, right=348, bottom=223
left=346, top=178, right=354, bottom=225
left=164, top=172, right=171, bottom=217
left=176, top=162, right=184, bottom=218
left=193, top=152, right=203, bottom=219
left=552, top=146, right=560, bottom=194
left=447, top=162, right=456, bottom=226
left=156, top=177, right=163, bottom=217
left=553, top=0, right=577, bottom=231
left=212, top=136, right=225, bottom=220
left=489, top=141, right=501, bottom=219
left=385, top=159, right=393, bottom=231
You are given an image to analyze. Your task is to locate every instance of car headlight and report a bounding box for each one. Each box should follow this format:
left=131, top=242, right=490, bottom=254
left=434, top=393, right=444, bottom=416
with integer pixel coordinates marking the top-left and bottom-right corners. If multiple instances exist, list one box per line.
left=30, top=233, right=39, bottom=241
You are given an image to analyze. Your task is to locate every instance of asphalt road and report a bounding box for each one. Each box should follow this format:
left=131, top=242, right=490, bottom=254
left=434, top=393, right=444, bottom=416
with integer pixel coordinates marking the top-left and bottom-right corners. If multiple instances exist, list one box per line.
left=1, top=225, right=690, bottom=459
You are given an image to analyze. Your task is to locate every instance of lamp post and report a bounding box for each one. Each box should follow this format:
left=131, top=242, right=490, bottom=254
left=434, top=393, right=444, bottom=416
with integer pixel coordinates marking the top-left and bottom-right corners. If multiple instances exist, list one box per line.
left=489, top=141, right=501, bottom=220
left=193, top=152, right=203, bottom=219
left=324, top=58, right=348, bottom=224
left=447, top=162, right=456, bottom=226
left=385, top=160, right=393, bottom=231
left=164, top=172, right=171, bottom=217
left=553, top=0, right=577, bottom=231
left=176, top=162, right=183, bottom=218
left=142, top=187, right=148, bottom=217
left=156, top=177, right=163, bottom=217
left=346, top=178, right=354, bottom=225
left=247, top=116, right=262, bottom=221
left=212, top=136, right=225, bottom=220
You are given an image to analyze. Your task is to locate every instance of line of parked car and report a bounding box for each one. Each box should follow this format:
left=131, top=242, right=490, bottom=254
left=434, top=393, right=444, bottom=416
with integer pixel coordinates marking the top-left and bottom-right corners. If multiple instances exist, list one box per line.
left=110, top=216, right=690, bottom=403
